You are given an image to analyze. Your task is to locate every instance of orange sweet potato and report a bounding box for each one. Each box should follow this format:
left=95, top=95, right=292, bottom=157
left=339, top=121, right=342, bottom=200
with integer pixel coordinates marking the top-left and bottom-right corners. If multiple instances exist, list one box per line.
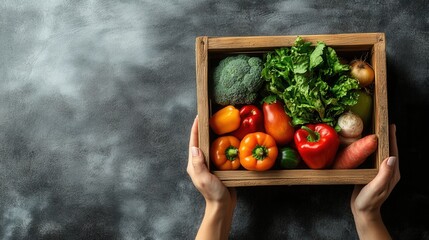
left=332, top=134, right=378, bottom=169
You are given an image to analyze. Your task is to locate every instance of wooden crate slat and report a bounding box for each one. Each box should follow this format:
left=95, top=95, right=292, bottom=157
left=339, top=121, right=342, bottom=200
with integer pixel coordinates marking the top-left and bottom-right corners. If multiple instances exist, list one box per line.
left=195, top=36, right=210, bottom=164
left=207, top=33, right=384, bottom=50
left=214, top=169, right=377, bottom=180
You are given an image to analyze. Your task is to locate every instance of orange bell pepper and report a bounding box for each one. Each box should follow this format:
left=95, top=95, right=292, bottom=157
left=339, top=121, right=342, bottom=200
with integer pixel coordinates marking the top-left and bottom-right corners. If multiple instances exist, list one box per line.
left=210, top=136, right=241, bottom=170
left=239, top=132, right=278, bottom=171
left=209, top=105, right=241, bottom=135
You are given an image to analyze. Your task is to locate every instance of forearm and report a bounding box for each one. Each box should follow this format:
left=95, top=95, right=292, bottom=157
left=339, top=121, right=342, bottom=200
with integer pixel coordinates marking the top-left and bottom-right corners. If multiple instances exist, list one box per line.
left=196, top=201, right=234, bottom=240
left=353, top=212, right=391, bottom=240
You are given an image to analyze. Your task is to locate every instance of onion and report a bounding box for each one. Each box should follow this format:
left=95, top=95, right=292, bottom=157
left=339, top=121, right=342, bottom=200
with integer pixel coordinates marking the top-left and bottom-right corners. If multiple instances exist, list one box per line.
left=338, top=111, right=364, bottom=138
left=350, top=60, right=375, bottom=87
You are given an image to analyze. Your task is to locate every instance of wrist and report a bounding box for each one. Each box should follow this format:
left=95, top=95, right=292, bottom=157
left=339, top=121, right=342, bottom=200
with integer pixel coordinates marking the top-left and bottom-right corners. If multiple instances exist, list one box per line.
left=353, top=210, right=391, bottom=240
left=205, top=199, right=235, bottom=220
left=353, top=208, right=382, bottom=222
left=196, top=200, right=234, bottom=240
left=354, top=211, right=382, bottom=230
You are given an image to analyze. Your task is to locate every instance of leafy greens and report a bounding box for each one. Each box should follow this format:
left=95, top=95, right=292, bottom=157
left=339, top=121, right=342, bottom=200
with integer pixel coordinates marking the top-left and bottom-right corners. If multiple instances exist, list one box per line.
left=261, top=37, right=359, bottom=127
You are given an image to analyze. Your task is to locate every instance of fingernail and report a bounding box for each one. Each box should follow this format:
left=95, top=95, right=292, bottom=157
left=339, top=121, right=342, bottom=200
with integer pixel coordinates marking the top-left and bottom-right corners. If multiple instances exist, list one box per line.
left=191, top=147, right=200, bottom=157
left=387, top=156, right=396, bottom=167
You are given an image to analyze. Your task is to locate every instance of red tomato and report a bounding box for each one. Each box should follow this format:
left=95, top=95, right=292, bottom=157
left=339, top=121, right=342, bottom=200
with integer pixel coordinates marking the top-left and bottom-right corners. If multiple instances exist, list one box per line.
left=262, top=99, right=295, bottom=146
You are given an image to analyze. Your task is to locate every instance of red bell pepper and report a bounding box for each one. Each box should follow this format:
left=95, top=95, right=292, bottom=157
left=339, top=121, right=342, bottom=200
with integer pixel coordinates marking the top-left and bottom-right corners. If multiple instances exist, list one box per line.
left=294, top=123, right=340, bottom=169
left=231, top=105, right=264, bottom=140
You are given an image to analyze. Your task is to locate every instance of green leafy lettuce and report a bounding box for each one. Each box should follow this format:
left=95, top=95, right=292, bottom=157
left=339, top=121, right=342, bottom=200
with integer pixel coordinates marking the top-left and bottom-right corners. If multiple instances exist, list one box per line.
left=261, top=37, right=359, bottom=127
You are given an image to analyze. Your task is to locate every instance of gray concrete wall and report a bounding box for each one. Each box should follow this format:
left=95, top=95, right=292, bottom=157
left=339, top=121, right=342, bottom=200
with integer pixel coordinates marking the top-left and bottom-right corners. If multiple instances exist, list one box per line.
left=1, top=1, right=428, bottom=239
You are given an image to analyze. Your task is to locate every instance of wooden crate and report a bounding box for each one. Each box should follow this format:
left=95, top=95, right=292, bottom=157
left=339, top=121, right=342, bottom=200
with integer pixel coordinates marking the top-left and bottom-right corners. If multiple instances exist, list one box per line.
left=195, top=33, right=388, bottom=187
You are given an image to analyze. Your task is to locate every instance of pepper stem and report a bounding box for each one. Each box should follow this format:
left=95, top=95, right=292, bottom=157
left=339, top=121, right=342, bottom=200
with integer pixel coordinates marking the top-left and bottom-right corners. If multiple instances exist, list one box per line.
left=301, top=125, right=320, bottom=142
left=252, top=145, right=268, bottom=160
left=225, top=147, right=238, bottom=161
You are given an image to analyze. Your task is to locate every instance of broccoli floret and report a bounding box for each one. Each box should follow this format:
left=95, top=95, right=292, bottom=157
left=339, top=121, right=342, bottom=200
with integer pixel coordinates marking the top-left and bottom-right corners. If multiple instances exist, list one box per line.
left=212, top=54, right=263, bottom=105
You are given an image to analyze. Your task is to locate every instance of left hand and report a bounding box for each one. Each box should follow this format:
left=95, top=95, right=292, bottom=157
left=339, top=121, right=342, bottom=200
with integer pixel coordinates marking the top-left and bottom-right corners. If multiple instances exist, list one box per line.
left=187, top=116, right=236, bottom=206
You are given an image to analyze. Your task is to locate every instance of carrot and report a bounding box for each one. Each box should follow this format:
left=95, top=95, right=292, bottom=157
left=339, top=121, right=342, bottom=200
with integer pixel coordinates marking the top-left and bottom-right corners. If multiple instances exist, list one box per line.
left=332, top=134, right=378, bottom=169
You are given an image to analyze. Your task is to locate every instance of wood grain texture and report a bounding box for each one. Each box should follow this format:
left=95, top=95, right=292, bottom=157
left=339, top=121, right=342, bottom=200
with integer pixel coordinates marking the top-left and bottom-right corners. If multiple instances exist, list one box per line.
left=220, top=170, right=378, bottom=187
left=371, top=33, right=389, bottom=168
left=195, top=36, right=210, bottom=165
left=207, top=33, right=383, bottom=51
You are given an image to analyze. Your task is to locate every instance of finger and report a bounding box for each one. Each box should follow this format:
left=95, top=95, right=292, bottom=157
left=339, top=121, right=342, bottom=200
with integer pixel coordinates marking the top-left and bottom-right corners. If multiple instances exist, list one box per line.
left=389, top=124, right=398, bottom=157
left=389, top=124, right=400, bottom=185
left=388, top=155, right=400, bottom=188
left=189, top=116, right=199, bottom=149
left=369, top=157, right=395, bottom=194
left=191, top=146, right=208, bottom=175
left=188, top=116, right=199, bottom=170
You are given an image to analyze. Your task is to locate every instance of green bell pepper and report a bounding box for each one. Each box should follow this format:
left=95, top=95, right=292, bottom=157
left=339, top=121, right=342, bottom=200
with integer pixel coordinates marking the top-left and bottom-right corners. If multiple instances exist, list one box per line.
left=277, top=147, right=301, bottom=169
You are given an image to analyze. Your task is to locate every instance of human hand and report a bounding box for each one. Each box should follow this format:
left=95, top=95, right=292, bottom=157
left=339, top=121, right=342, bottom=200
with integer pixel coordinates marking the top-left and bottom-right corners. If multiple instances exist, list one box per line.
left=351, top=124, right=400, bottom=239
left=187, top=116, right=237, bottom=206
left=187, top=116, right=236, bottom=240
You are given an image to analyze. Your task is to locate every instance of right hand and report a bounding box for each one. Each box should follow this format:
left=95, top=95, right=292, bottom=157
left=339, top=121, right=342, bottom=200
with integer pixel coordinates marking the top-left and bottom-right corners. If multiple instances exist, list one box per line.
left=350, top=124, right=400, bottom=240
left=351, top=124, right=400, bottom=216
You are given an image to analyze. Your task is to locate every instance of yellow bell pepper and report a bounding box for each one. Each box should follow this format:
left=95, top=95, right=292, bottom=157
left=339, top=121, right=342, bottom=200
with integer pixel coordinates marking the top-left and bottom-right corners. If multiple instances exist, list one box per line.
left=209, top=105, right=240, bottom=135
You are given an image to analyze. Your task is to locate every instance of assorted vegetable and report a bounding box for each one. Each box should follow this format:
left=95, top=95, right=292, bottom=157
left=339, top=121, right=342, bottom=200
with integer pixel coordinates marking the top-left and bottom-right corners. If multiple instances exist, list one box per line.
left=349, top=89, right=373, bottom=128
left=337, top=111, right=363, bottom=138
left=337, top=111, right=364, bottom=146
left=231, top=105, right=264, bottom=140
left=277, top=147, right=301, bottom=169
left=262, top=96, right=295, bottom=146
left=261, top=37, right=360, bottom=127
left=210, top=136, right=241, bottom=170
left=332, top=134, right=378, bottom=169
left=239, top=132, right=278, bottom=171
left=339, top=135, right=361, bottom=147
left=212, top=54, right=264, bottom=105
left=209, top=105, right=240, bottom=135
left=350, top=59, right=375, bottom=87
left=208, top=36, right=378, bottom=171
left=294, top=124, right=340, bottom=169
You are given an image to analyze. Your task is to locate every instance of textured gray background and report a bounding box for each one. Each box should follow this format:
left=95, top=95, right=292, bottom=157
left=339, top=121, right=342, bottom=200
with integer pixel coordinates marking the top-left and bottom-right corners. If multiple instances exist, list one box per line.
left=1, top=1, right=428, bottom=239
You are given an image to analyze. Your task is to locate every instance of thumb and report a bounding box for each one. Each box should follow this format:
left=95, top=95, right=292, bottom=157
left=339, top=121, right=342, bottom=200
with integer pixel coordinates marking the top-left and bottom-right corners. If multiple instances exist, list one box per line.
left=191, top=146, right=208, bottom=175
left=369, top=156, right=396, bottom=190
